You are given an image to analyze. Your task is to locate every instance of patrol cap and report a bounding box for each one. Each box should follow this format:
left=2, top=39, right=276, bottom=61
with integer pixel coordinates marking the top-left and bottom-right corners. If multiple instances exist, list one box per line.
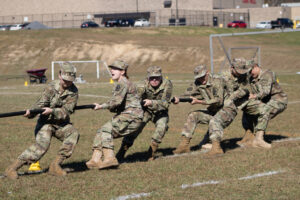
left=194, top=65, right=207, bottom=79
left=109, top=60, right=128, bottom=70
left=232, top=58, right=253, bottom=74
left=60, top=62, right=76, bottom=82
left=147, top=66, right=162, bottom=78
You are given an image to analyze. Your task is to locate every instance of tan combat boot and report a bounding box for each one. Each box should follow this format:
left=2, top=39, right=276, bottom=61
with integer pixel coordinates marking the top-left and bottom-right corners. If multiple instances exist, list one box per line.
left=116, top=143, right=130, bottom=162
left=207, top=141, right=224, bottom=156
left=4, top=159, right=25, bottom=180
left=252, top=131, right=271, bottom=149
left=148, top=141, right=159, bottom=161
left=237, top=129, right=255, bottom=146
left=48, top=155, right=67, bottom=176
left=98, top=148, right=119, bottom=169
left=86, top=149, right=103, bottom=169
left=173, top=135, right=191, bottom=154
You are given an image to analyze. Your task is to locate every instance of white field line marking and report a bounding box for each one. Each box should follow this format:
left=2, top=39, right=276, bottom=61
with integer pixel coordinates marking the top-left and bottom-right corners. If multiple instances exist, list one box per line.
left=273, top=137, right=300, bottom=143
left=288, top=100, right=300, bottom=104
left=112, top=192, right=151, bottom=200
left=238, top=170, right=285, bottom=180
left=181, top=180, right=222, bottom=189
left=182, top=170, right=285, bottom=189
left=0, top=92, right=110, bottom=98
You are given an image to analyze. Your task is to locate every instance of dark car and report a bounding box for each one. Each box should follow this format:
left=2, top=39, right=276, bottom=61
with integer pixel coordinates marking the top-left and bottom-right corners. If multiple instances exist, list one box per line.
left=105, top=19, right=122, bottom=27
left=119, top=19, right=135, bottom=27
left=80, top=21, right=99, bottom=28
left=271, top=18, right=294, bottom=29
left=105, top=19, right=135, bottom=27
left=227, top=21, right=247, bottom=28
left=0, top=24, right=12, bottom=31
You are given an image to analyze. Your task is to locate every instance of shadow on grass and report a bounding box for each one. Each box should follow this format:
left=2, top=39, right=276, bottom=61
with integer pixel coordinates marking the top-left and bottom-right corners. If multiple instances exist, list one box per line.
left=264, top=134, right=288, bottom=143
left=17, top=160, right=92, bottom=177
left=221, top=134, right=288, bottom=152
left=63, top=161, right=89, bottom=173
left=124, top=147, right=176, bottom=163
left=18, top=169, right=48, bottom=177
left=49, top=134, right=288, bottom=167
left=124, top=134, right=288, bottom=162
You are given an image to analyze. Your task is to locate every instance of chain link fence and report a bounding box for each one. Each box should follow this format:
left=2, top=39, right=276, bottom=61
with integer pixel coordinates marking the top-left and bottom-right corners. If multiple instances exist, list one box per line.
left=0, top=9, right=249, bottom=28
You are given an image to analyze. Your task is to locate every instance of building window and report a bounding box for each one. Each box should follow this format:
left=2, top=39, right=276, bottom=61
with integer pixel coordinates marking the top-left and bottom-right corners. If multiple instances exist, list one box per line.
left=164, top=0, right=172, bottom=8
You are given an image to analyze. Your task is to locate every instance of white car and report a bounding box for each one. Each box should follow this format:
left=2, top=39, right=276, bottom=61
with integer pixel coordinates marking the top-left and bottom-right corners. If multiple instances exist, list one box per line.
left=10, top=24, right=23, bottom=30
left=134, top=19, right=150, bottom=27
left=296, top=23, right=300, bottom=28
left=256, top=21, right=271, bottom=29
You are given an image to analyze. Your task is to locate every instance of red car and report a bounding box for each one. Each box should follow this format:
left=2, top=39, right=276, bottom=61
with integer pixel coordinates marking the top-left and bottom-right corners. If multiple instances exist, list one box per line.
left=227, top=21, right=247, bottom=28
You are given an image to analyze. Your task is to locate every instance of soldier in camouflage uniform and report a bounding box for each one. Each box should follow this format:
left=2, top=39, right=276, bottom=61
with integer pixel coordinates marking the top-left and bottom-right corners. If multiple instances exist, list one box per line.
left=86, top=60, right=143, bottom=169
left=240, top=62, right=288, bottom=148
left=5, top=62, right=79, bottom=179
left=116, top=66, right=173, bottom=161
left=208, top=58, right=253, bottom=155
left=172, top=65, right=226, bottom=154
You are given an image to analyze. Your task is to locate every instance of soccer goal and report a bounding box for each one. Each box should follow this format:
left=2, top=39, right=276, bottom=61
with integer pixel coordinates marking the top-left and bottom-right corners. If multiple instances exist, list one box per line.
left=209, top=29, right=300, bottom=74
left=51, top=60, right=111, bottom=82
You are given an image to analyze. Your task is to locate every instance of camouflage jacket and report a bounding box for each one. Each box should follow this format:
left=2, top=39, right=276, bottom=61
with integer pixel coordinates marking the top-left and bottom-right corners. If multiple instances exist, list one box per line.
left=182, top=74, right=225, bottom=112
left=139, top=77, right=173, bottom=114
left=101, top=77, right=143, bottom=119
left=250, top=69, right=288, bottom=104
left=30, top=80, right=78, bottom=124
left=226, top=73, right=252, bottom=101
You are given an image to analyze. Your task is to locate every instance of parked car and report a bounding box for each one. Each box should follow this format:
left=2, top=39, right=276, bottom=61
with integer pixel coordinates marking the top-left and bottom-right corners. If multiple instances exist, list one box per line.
left=0, top=25, right=12, bottom=31
left=104, top=19, right=121, bottom=27
left=80, top=21, right=99, bottom=28
left=255, top=21, right=271, bottom=29
left=0, top=25, right=6, bottom=31
left=297, top=23, right=300, bottom=29
left=227, top=21, right=247, bottom=28
left=120, top=19, right=135, bottom=27
left=10, top=24, right=23, bottom=30
left=104, top=19, right=135, bottom=27
left=271, top=18, right=293, bottom=29
left=134, top=19, right=150, bottom=27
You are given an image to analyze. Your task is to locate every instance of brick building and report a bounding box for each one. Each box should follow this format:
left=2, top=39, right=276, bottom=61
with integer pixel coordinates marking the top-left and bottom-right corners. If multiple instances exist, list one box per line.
left=0, top=0, right=298, bottom=28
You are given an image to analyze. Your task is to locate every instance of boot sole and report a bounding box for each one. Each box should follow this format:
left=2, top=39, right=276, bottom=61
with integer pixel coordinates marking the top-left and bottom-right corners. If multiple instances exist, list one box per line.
left=98, top=163, right=119, bottom=170
left=86, top=162, right=103, bottom=169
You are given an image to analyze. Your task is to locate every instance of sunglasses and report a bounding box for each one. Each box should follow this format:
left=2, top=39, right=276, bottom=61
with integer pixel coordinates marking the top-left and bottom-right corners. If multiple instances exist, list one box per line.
left=149, top=76, right=161, bottom=81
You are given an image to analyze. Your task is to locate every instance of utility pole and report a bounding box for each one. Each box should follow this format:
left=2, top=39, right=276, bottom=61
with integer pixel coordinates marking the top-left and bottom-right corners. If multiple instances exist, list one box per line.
left=136, top=0, right=139, bottom=13
left=176, top=0, right=179, bottom=25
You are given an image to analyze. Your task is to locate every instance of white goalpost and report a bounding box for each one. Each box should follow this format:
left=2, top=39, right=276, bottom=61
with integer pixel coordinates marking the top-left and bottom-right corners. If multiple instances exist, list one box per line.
left=209, top=29, right=300, bottom=74
left=51, top=60, right=111, bottom=81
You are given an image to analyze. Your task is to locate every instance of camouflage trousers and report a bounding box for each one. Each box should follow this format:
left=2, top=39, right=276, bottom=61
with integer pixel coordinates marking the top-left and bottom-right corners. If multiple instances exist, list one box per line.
left=243, top=99, right=287, bottom=132
left=122, top=111, right=169, bottom=147
left=181, top=109, right=217, bottom=138
left=93, top=113, right=143, bottom=150
left=18, top=121, right=79, bottom=164
left=209, top=105, right=238, bottom=142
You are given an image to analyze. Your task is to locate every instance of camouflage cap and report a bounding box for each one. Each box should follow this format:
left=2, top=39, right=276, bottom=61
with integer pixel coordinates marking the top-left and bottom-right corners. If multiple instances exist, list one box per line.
left=194, top=65, right=207, bottom=79
left=109, top=60, right=128, bottom=70
left=60, top=62, right=76, bottom=82
left=232, top=58, right=253, bottom=74
left=147, top=66, right=162, bottom=78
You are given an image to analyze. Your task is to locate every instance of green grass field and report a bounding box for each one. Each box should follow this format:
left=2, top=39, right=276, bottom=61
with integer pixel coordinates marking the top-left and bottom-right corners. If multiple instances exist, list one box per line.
left=0, top=27, right=300, bottom=200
